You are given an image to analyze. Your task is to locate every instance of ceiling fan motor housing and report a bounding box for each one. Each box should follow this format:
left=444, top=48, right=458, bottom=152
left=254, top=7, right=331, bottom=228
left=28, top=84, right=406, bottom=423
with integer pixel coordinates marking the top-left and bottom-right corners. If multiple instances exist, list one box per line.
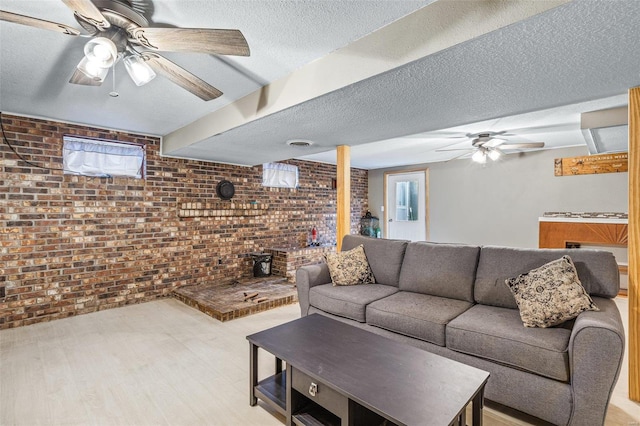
left=99, top=27, right=128, bottom=54
left=75, top=0, right=149, bottom=36
left=472, top=135, right=490, bottom=147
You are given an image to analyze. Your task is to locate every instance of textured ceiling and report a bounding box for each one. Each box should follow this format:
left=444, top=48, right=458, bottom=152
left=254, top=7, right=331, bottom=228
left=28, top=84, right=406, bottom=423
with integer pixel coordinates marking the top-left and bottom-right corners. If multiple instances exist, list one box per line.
left=166, top=0, right=640, bottom=167
left=1, top=1, right=639, bottom=169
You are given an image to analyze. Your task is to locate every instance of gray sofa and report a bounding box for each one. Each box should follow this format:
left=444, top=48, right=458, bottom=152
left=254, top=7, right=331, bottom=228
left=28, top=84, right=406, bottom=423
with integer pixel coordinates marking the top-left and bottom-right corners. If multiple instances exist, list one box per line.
left=296, top=235, right=625, bottom=426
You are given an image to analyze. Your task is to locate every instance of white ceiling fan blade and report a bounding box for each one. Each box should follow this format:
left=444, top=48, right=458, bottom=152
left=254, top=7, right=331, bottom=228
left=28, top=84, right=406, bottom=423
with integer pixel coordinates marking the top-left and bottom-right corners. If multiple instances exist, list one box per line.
left=0, top=10, right=81, bottom=35
left=484, top=137, right=507, bottom=148
left=435, top=147, right=475, bottom=152
left=62, top=0, right=110, bottom=30
left=445, top=151, right=474, bottom=162
left=141, top=52, right=223, bottom=101
left=501, top=142, right=545, bottom=149
left=69, top=68, right=103, bottom=86
left=433, top=137, right=478, bottom=152
left=132, top=28, right=250, bottom=56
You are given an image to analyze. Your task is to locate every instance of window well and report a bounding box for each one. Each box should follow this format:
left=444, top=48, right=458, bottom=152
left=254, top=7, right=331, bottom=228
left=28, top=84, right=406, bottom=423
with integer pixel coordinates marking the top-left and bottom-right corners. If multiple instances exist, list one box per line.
left=63, top=135, right=145, bottom=178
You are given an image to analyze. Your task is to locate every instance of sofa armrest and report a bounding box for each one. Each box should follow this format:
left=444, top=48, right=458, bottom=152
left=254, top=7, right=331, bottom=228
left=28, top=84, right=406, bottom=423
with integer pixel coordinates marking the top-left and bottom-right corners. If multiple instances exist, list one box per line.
left=567, top=297, right=625, bottom=426
left=296, top=263, right=331, bottom=316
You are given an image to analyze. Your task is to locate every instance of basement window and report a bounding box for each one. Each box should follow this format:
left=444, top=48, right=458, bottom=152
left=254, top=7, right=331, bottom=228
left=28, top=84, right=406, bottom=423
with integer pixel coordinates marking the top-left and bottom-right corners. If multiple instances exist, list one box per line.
left=63, top=136, right=145, bottom=178
left=262, top=163, right=298, bottom=188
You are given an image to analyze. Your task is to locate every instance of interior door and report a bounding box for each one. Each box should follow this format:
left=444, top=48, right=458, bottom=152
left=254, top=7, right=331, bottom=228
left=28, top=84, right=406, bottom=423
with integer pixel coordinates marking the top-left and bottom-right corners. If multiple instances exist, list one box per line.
left=384, top=170, right=428, bottom=241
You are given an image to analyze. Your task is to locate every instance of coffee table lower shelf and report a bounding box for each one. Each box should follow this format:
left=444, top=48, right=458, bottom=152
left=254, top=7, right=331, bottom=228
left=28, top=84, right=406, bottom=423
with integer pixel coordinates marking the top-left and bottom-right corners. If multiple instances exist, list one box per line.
left=292, top=403, right=341, bottom=426
left=255, top=372, right=287, bottom=416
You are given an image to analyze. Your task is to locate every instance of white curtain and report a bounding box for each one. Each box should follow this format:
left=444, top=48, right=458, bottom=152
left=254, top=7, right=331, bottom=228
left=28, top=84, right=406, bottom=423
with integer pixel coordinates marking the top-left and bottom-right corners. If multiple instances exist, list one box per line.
left=262, top=163, right=298, bottom=188
left=63, top=136, right=145, bottom=178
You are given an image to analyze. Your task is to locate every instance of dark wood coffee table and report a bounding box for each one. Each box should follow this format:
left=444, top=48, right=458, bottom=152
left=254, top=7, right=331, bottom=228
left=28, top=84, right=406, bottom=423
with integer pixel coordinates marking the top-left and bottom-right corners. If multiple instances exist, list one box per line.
left=247, top=314, right=489, bottom=426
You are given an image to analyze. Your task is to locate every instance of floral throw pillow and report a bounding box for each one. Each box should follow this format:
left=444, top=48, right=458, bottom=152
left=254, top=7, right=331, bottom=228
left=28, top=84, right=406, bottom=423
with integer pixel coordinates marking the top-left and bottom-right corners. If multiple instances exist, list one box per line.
left=505, top=255, right=599, bottom=328
left=324, top=244, right=376, bottom=286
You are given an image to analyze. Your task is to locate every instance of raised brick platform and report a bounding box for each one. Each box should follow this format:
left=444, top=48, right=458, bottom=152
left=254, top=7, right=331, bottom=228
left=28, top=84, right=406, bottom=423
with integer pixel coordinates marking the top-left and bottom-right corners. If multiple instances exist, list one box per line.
left=173, top=277, right=298, bottom=322
left=267, top=245, right=336, bottom=282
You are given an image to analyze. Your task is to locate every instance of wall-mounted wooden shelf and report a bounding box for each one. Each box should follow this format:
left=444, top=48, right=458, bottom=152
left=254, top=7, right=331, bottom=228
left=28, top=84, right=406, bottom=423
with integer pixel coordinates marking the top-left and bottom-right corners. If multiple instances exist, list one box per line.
left=554, top=152, right=628, bottom=176
left=178, top=202, right=268, bottom=218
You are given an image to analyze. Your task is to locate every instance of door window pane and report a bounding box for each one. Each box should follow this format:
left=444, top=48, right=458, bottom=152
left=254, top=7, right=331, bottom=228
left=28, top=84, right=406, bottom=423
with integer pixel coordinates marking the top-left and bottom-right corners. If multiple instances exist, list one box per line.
left=395, top=180, right=418, bottom=221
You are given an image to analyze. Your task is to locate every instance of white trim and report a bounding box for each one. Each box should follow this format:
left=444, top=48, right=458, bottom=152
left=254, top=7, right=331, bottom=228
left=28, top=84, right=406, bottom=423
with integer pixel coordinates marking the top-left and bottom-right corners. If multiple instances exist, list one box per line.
left=539, top=217, right=628, bottom=224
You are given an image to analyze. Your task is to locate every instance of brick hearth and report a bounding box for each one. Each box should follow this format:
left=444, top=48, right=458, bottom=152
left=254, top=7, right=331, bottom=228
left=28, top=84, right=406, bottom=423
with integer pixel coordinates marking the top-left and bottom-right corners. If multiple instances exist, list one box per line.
left=172, top=277, right=298, bottom=322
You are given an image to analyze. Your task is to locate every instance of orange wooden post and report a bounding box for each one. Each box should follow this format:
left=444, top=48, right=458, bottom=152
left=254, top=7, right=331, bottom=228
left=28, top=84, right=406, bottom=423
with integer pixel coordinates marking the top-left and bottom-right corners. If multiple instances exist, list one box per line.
left=336, top=146, right=351, bottom=251
left=629, top=86, right=640, bottom=401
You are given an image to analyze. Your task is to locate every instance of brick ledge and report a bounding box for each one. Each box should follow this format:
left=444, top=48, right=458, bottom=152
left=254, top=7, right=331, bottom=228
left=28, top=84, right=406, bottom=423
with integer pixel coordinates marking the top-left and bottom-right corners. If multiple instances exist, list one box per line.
left=178, top=202, right=269, bottom=218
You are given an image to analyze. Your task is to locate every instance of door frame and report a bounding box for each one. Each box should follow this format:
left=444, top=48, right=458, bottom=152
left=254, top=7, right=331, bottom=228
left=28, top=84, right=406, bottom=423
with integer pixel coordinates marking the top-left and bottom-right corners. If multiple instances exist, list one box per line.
left=383, top=168, right=429, bottom=240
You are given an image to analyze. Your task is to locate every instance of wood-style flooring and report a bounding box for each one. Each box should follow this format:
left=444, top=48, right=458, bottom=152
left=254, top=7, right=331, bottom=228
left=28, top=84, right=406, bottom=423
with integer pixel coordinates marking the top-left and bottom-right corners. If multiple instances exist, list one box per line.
left=1, top=298, right=638, bottom=425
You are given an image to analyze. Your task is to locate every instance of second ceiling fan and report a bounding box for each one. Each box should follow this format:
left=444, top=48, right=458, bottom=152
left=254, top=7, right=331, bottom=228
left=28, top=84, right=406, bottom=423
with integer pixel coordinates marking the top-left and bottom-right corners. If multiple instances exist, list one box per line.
left=0, top=0, right=250, bottom=100
left=436, top=131, right=545, bottom=163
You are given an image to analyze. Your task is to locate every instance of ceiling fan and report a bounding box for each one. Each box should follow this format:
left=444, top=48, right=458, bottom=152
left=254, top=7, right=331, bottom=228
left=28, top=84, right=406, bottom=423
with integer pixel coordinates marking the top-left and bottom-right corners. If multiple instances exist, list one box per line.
left=435, top=131, right=545, bottom=163
left=0, top=0, right=250, bottom=100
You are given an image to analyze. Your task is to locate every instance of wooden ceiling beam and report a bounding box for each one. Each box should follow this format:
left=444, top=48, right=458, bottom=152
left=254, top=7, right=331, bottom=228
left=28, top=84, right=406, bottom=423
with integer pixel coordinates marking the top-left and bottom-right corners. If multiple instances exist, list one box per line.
left=161, top=0, right=569, bottom=158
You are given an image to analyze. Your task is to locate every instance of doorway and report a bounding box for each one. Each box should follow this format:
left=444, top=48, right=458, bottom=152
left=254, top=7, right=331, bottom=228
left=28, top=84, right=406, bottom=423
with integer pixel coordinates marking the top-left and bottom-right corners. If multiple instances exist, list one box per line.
left=384, top=169, right=429, bottom=241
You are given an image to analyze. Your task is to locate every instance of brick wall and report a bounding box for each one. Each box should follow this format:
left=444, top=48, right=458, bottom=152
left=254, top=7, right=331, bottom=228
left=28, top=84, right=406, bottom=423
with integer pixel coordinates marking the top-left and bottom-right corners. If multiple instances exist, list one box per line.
left=0, top=114, right=368, bottom=329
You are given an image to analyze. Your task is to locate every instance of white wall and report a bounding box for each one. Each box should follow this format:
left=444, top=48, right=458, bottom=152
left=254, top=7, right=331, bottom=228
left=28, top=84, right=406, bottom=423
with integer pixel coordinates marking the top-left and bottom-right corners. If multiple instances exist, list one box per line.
left=368, top=146, right=628, bottom=248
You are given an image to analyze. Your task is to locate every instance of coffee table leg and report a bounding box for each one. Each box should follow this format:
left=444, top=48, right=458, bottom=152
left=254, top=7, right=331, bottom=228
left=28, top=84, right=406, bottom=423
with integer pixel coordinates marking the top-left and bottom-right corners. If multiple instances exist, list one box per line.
left=276, top=357, right=283, bottom=374
left=285, top=363, right=293, bottom=426
left=457, top=408, right=466, bottom=426
left=472, top=386, right=484, bottom=426
left=250, top=343, right=258, bottom=406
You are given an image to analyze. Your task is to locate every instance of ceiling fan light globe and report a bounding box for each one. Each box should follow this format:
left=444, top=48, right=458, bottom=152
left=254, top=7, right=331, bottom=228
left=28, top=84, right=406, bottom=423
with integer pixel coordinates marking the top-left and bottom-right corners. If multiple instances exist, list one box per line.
left=472, top=150, right=487, bottom=163
left=84, top=38, right=117, bottom=68
left=76, top=56, right=108, bottom=82
left=488, top=149, right=501, bottom=161
left=92, top=44, right=112, bottom=61
left=124, top=55, right=157, bottom=86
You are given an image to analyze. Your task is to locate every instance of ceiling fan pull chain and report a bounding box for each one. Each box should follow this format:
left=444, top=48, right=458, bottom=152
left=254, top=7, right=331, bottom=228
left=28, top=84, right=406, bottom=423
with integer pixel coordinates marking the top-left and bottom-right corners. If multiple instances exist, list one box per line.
left=109, top=64, right=119, bottom=98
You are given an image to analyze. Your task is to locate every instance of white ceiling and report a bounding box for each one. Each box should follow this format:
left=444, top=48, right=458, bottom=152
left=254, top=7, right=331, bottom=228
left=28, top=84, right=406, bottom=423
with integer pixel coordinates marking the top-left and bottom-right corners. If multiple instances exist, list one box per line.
left=1, top=0, right=639, bottom=169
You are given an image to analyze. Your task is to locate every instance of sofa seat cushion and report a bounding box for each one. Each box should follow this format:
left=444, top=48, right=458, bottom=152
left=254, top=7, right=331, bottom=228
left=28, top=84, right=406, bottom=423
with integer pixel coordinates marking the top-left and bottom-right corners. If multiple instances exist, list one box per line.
left=309, top=284, right=398, bottom=322
left=447, top=304, right=571, bottom=382
left=366, top=291, right=473, bottom=346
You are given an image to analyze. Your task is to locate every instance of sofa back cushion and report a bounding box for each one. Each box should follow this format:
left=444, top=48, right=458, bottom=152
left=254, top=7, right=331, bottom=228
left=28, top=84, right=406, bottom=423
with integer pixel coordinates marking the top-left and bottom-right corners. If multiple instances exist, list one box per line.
left=474, top=246, right=620, bottom=309
left=342, top=235, right=408, bottom=287
left=398, top=242, right=480, bottom=303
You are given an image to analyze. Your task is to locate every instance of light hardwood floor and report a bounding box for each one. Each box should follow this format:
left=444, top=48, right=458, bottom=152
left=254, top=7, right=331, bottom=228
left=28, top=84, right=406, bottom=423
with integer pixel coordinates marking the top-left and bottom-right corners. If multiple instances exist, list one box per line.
left=1, top=298, right=638, bottom=425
